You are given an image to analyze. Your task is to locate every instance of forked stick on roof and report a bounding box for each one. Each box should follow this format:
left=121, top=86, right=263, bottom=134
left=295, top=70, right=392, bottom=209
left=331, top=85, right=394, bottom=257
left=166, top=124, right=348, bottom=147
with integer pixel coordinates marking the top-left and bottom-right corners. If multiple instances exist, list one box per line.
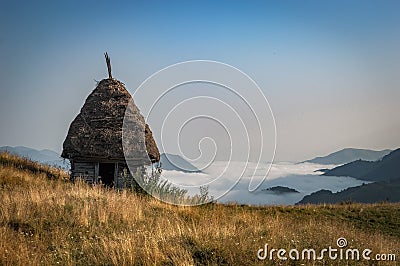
left=104, top=52, right=112, bottom=79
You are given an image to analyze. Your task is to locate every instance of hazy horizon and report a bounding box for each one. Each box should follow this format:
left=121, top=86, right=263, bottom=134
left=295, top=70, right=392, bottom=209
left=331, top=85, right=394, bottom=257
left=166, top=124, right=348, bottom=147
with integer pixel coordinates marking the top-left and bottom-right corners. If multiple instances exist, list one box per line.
left=1, top=1, right=399, bottom=162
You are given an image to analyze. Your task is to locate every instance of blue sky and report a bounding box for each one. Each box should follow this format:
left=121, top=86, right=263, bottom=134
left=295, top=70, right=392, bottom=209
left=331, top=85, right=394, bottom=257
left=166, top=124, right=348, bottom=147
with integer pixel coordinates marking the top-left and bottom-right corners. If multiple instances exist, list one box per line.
left=0, top=0, right=399, bottom=161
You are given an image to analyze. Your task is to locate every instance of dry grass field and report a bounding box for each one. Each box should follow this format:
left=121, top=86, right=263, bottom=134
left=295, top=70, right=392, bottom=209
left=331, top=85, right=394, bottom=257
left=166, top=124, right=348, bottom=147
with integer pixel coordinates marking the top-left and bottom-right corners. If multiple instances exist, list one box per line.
left=0, top=152, right=399, bottom=265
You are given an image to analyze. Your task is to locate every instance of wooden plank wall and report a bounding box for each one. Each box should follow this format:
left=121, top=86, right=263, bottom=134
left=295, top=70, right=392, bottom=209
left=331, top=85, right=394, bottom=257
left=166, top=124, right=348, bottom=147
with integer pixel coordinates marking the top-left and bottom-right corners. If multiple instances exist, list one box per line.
left=115, top=163, right=141, bottom=189
left=72, top=162, right=96, bottom=184
left=71, top=161, right=143, bottom=189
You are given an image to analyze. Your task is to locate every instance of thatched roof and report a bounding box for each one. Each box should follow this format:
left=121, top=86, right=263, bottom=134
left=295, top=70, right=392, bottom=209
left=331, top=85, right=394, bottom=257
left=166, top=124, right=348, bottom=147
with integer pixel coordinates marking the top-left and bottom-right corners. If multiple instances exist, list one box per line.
left=61, top=76, right=160, bottom=163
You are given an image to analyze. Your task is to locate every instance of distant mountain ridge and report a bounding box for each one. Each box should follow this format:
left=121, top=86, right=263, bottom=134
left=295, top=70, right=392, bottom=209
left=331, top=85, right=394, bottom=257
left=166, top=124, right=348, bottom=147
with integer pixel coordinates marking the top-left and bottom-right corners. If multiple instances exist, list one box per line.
left=305, top=148, right=391, bottom=165
left=298, top=181, right=400, bottom=204
left=323, top=148, right=400, bottom=182
left=298, top=148, right=400, bottom=204
left=0, top=146, right=69, bottom=170
left=160, top=153, right=201, bottom=173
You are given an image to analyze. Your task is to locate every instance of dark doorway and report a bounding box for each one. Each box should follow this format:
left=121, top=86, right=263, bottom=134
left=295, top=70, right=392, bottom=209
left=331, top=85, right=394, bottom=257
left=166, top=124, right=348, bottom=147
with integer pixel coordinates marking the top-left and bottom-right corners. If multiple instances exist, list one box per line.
left=99, top=163, right=115, bottom=187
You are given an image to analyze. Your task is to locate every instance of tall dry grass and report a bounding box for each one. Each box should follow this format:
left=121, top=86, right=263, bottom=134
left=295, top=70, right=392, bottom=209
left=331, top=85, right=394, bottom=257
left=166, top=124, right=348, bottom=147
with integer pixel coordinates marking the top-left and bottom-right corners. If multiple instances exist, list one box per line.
left=0, top=152, right=399, bottom=265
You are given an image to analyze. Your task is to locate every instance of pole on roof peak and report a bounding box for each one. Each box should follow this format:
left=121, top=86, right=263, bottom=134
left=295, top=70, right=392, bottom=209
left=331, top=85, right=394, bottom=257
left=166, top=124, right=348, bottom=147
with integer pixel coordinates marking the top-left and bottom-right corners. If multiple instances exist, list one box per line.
left=104, top=52, right=112, bottom=79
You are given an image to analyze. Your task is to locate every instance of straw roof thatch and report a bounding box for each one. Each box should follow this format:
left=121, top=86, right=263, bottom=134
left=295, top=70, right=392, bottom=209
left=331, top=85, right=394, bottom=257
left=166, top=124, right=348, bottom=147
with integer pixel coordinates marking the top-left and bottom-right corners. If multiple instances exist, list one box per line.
left=61, top=56, right=160, bottom=163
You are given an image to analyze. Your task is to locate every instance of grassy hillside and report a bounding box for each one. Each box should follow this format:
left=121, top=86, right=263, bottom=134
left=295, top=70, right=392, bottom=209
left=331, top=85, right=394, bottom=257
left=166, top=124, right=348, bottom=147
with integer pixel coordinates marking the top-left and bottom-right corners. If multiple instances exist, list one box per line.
left=0, top=152, right=399, bottom=265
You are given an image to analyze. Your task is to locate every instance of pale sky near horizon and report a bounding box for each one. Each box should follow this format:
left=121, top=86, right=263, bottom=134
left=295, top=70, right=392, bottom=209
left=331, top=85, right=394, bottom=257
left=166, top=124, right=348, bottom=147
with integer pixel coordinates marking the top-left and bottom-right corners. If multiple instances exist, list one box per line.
left=0, top=0, right=399, bottom=162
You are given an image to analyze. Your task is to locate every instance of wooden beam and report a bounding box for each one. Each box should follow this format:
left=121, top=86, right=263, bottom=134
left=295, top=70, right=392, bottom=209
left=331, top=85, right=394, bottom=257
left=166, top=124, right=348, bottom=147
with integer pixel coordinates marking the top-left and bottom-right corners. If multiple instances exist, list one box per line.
left=114, top=162, right=118, bottom=188
left=94, top=162, right=99, bottom=184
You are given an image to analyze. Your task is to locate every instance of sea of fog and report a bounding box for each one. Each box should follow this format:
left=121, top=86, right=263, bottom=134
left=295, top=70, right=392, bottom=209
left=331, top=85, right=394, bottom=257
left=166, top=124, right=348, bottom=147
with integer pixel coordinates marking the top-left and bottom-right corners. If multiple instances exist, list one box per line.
left=159, top=161, right=369, bottom=205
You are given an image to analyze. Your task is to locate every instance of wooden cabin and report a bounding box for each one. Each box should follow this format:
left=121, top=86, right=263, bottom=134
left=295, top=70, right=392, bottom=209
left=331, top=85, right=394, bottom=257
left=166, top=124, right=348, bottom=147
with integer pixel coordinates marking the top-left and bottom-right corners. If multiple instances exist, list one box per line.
left=61, top=54, right=160, bottom=188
